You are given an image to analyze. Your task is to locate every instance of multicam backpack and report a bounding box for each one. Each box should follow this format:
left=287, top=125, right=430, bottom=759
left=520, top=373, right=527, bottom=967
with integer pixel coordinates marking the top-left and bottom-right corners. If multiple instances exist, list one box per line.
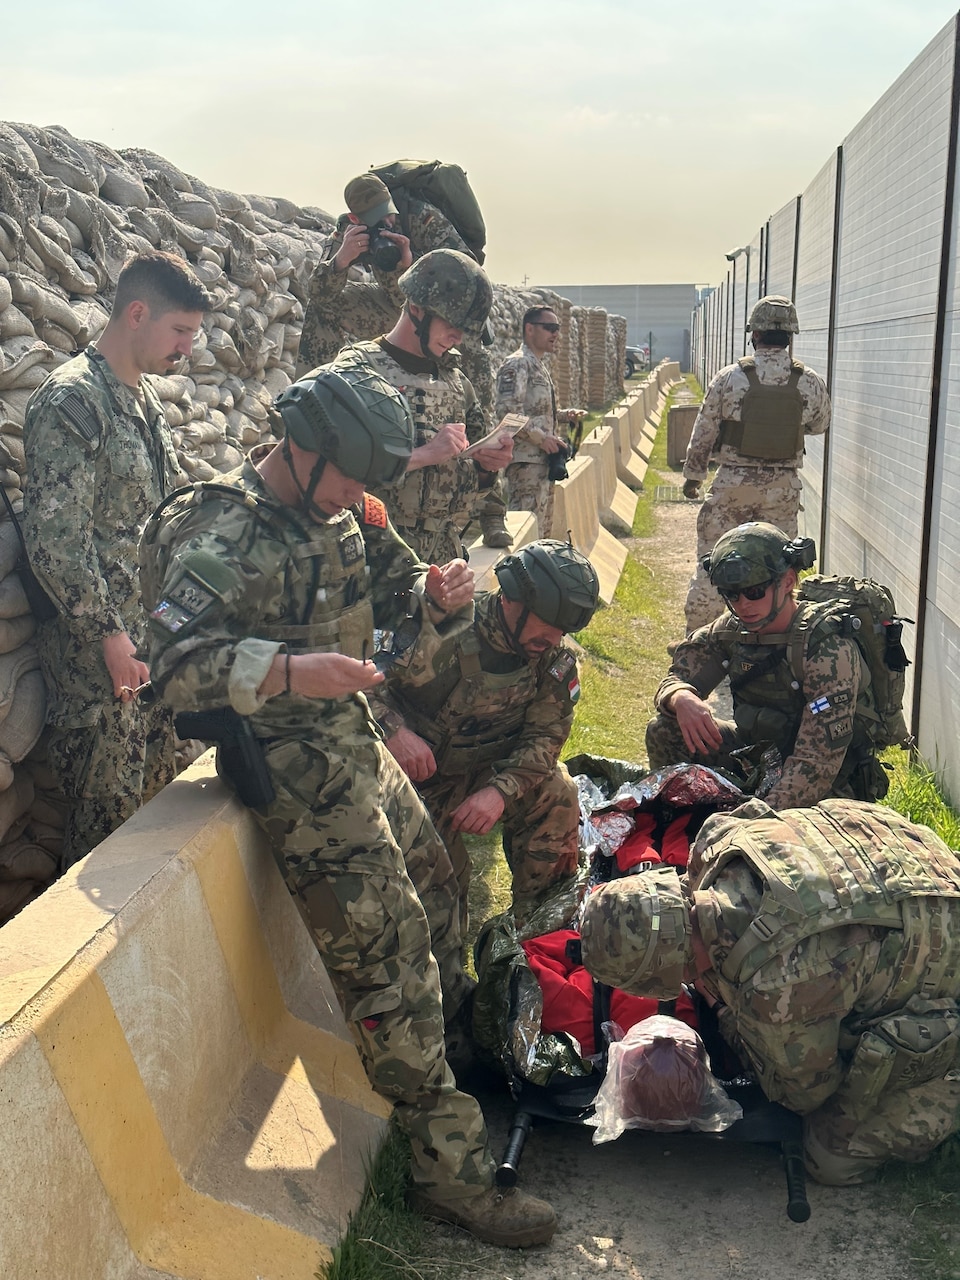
left=792, top=574, right=914, bottom=749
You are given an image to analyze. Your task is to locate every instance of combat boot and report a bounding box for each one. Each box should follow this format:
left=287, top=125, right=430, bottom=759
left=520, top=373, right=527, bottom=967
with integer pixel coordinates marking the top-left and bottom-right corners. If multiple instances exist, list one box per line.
left=407, top=1183, right=557, bottom=1248
left=482, top=525, right=513, bottom=549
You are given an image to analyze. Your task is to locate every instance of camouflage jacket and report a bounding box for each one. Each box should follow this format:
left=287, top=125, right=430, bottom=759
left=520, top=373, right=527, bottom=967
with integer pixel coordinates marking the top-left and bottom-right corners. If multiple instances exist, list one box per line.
left=296, top=199, right=469, bottom=377
left=683, top=347, right=830, bottom=482
left=654, top=603, right=865, bottom=809
left=494, top=343, right=560, bottom=464
left=687, top=799, right=960, bottom=1115
left=329, top=339, right=490, bottom=537
left=141, top=458, right=468, bottom=745
left=369, top=592, right=578, bottom=802
left=22, top=348, right=184, bottom=722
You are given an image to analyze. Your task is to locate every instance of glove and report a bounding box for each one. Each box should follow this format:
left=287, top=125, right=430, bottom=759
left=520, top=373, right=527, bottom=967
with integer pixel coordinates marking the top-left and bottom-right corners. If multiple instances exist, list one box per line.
left=682, top=479, right=701, bottom=500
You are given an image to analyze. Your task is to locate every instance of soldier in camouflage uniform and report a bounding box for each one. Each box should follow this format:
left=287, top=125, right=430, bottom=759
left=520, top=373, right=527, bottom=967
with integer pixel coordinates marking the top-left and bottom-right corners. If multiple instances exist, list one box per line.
left=683, top=296, right=831, bottom=633
left=495, top=307, right=579, bottom=538
left=22, top=250, right=208, bottom=867
left=580, top=797, right=960, bottom=1186
left=328, top=250, right=513, bottom=564
left=646, top=523, right=887, bottom=807
left=139, top=364, right=556, bottom=1248
left=371, top=540, right=599, bottom=926
left=296, top=175, right=509, bottom=547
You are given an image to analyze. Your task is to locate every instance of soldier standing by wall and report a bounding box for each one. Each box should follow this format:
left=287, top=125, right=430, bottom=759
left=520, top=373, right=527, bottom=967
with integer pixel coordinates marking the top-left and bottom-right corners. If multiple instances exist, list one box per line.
left=682, top=295, right=830, bottom=633
left=22, top=250, right=209, bottom=867
left=495, top=306, right=579, bottom=538
left=329, top=250, right=513, bottom=564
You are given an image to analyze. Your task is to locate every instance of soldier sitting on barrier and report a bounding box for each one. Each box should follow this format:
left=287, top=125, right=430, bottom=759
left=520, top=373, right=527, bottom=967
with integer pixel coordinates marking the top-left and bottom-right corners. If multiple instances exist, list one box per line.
left=140, top=364, right=556, bottom=1249
left=372, top=539, right=600, bottom=927
left=580, top=797, right=960, bottom=1187
left=645, top=521, right=885, bottom=808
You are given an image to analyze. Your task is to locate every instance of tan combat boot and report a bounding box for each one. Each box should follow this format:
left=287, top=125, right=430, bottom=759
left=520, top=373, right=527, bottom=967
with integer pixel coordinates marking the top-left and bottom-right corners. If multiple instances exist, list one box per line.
left=407, top=1183, right=557, bottom=1248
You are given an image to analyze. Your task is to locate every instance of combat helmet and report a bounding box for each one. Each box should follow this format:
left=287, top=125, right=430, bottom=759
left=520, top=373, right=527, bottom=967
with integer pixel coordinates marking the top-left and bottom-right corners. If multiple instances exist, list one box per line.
left=495, top=539, right=600, bottom=633
left=703, top=522, right=815, bottom=591
left=746, top=294, right=799, bottom=334
left=579, top=868, right=692, bottom=999
left=275, top=364, right=413, bottom=487
left=398, top=248, right=493, bottom=340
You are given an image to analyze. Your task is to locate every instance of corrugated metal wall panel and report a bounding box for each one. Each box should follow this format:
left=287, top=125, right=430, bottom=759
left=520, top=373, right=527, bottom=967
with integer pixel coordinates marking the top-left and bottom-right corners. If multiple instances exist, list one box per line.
left=765, top=199, right=798, bottom=299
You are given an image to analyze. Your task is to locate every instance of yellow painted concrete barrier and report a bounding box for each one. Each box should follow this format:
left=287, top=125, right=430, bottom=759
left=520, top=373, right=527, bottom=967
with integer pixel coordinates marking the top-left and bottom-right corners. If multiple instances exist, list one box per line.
left=578, top=424, right=638, bottom=535
left=0, top=759, right=392, bottom=1280
left=551, top=454, right=628, bottom=603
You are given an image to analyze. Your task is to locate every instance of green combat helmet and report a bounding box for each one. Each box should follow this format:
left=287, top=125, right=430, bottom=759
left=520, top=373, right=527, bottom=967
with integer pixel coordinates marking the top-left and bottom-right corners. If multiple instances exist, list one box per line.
left=579, top=868, right=692, bottom=999
left=276, top=364, right=414, bottom=486
left=746, top=294, right=800, bottom=334
left=703, top=521, right=815, bottom=591
left=398, top=248, right=493, bottom=340
left=495, top=539, right=600, bottom=632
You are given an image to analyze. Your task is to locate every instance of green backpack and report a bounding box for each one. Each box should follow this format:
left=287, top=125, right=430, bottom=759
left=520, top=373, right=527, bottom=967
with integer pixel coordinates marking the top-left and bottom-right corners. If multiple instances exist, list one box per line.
left=792, top=574, right=914, bottom=749
left=370, top=159, right=487, bottom=264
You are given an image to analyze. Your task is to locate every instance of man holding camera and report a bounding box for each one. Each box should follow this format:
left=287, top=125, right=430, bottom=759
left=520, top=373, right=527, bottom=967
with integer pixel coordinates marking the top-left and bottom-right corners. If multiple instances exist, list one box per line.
left=495, top=306, right=578, bottom=538
left=681, top=295, right=830, bottom=634
left=645, top=522, right=882, bottom=808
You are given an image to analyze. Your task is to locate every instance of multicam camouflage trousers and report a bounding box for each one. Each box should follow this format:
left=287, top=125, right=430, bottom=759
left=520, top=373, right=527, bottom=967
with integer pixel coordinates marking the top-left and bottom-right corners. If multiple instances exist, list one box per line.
left=420, top=762, right=580, bottom=930
left=803, top=1074, right=960, bottom=1186
left=254, top=732, right=495, bottom=1198
left=46, top=698, right=176, bottom=869
left=684, top=464, right=803, bottom=634
left=504, top=460, right=554, bottom=539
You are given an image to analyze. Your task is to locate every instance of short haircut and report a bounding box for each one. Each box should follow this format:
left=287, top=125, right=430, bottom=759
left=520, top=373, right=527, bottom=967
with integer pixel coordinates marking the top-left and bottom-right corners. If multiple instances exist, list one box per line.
left=756, top=330, right=791, bottom=348
left=113, top=250, right=210, bottom=317
left=522, top=306, right=557, bottom=332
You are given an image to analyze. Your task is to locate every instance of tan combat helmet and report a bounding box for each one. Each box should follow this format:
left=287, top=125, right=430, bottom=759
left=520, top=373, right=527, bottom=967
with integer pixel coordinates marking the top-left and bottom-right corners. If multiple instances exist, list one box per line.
left=579, top=868, right=692, bottom=998
left=746, top=295, right=800, bottom=334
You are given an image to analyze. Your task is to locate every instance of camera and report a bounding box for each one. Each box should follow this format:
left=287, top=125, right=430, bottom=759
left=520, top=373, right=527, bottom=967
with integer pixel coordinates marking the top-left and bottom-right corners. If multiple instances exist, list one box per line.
left=365, top=223, right=402, bottom=273
left=547, top=442, right=572, bottom=483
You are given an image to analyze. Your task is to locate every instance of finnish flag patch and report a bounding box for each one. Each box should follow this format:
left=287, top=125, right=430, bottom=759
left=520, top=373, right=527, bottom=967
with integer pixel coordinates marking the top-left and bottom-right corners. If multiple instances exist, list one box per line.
left=809, top=695, right=831, bottom=714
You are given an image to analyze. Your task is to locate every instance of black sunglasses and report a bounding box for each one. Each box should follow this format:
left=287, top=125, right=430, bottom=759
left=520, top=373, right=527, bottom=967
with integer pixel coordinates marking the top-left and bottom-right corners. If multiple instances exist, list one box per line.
left=532, top=322, right=561, bottom=333
left=719, top=580, right=773, bottom=604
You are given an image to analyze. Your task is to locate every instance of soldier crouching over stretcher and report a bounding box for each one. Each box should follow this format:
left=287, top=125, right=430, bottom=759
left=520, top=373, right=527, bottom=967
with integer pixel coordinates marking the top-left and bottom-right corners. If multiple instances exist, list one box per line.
left=370, top=539, right=600, bottom=930
left=580, top=796, right=960, bottom=1186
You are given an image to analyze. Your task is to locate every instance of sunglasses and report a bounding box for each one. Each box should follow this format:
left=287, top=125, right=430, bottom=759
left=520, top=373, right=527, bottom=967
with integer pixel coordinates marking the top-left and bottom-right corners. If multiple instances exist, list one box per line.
left=719, top=580, right=773, bottom=604
left=532, top=322, right=561, bottom=333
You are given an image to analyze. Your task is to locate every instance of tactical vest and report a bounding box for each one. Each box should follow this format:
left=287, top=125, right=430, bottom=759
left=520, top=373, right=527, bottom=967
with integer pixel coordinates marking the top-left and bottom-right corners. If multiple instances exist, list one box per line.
left=719, top=357, right=805, bottom=461
left=334, top=342, right=479, bottom=531
left=728, top=600, right=872, bottom=751
left=690, top=800, right=960, bottom=992
left=141, top=481, right=374, bottom=659
left=392, top=628, right=562, bottom=776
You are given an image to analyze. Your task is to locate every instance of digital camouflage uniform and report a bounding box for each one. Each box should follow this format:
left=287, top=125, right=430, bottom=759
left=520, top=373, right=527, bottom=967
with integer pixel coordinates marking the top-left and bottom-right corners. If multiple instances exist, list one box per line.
left=329, top=339, right=495, bottom=563
left=645, top=602, right=884, bottom=808
left=22, top=348, right=182, bottom=866
left=687, top=798, right=960, bottom=1184
left=370, top=591, right=581, bottom=924
left=495, top=341, right=564, bottom=538
left=683, top=348, right=831, bottom=632
left=141, top=459, right=495, bottom=1200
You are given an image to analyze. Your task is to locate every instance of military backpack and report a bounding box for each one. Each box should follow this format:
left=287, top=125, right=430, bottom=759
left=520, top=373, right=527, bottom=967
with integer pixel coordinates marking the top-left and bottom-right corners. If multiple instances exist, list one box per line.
left=369, top=159, right=487, bottom=264
left=792, top=574, right=914, bottom=749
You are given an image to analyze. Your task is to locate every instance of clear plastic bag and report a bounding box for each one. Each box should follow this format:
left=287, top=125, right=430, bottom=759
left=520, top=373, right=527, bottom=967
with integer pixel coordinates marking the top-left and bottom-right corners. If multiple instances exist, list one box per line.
left=588, top=1015, right=742, bottom=1143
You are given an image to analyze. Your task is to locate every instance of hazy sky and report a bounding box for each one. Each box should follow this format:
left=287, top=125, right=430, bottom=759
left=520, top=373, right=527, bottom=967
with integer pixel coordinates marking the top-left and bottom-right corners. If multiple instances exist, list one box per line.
left=4, top=1, right=959, bottom=288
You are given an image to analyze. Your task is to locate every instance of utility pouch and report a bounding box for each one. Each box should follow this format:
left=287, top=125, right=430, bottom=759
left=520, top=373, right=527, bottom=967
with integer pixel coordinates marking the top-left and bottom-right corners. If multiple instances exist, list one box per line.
left=174, top=707, right=276, bottom=809
left=1, top=488, right=57, bottom=622
left=839, top=995, right=960, bottom=1119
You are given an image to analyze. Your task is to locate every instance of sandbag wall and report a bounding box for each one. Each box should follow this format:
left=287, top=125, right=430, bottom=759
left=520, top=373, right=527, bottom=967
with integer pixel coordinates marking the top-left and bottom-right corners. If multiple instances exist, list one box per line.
left=0, top=119, right=626, bottom=922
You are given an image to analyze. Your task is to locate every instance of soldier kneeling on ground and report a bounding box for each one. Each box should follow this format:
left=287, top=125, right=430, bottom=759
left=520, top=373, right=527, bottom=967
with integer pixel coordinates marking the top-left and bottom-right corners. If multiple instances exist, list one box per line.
left=580, top=797, right=960, bottom=1186
left=646, top=521, right=887, bottom=808
left=372, top=539, right=600, bottom=929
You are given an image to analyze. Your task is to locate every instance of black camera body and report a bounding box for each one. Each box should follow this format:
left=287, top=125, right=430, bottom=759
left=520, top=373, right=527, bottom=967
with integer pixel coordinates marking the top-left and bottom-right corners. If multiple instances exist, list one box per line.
left=547, top=442, right=572, bottom=482
left=365, top=223, right=402, bottom=273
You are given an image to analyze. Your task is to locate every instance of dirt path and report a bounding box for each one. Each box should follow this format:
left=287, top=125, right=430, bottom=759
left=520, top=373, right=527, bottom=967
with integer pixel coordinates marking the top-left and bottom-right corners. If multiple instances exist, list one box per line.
left=423, top=496, right=913, bottom=1280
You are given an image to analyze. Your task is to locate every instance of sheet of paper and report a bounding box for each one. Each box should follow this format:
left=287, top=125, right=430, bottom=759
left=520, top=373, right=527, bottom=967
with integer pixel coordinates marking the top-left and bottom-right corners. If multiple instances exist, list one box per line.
left=460, top=413, right=529, bottom=459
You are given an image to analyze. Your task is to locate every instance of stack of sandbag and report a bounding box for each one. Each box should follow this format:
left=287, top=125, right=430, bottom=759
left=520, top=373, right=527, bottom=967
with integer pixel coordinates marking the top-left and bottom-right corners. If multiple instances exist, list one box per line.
left=0, top=513, right=52, bottom=918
